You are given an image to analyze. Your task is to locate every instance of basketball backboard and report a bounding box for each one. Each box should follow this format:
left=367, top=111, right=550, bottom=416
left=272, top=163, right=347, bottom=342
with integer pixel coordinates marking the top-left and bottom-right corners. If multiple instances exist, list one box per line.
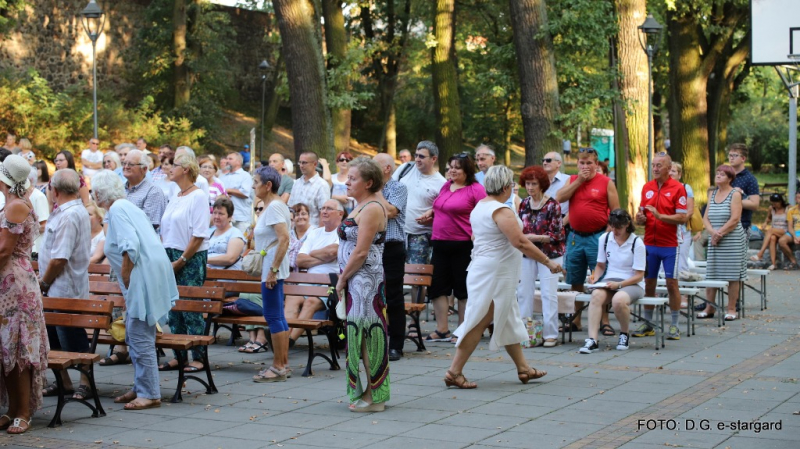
left=751, top=0, right=800, bottom=65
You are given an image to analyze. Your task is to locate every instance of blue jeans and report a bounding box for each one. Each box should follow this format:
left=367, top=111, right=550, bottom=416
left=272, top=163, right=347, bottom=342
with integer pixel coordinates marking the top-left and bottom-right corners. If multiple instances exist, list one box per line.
left=125, top=314, right=160, bottom=400
left=262, top=280, right=288, bottom=333
left=56, top=326, right=89, bottom=353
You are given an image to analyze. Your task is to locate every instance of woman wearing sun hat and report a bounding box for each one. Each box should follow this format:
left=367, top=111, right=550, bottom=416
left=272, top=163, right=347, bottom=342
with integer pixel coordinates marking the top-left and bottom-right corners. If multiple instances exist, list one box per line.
left=0, top=154, right=49, bottom=434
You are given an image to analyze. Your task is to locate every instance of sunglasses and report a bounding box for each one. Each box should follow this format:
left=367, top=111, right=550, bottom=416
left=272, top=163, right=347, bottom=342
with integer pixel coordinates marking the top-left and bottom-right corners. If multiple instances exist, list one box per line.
left=414, top=153, right=428, bottom=159
left=542, top=158, right=553, bottom=163
left=579, top=148, right=597, bottom=154
left=609, top=210, right=630, bottom=219
left=254, top=206, right=264, bottom=213
left=338, top=158, right=352, bottom=163
left=455, top=152, right=470, bottom=159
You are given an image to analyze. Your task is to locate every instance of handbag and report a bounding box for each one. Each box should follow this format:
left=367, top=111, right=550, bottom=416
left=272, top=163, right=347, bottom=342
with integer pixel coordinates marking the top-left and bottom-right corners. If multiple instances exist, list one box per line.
left=241, top=240, right=277, bottom=277
left=521, top=316, right=544, bottom=348
left=325, top=273, right=346, bottom=321
left=109, top=316, right=126, bottom=342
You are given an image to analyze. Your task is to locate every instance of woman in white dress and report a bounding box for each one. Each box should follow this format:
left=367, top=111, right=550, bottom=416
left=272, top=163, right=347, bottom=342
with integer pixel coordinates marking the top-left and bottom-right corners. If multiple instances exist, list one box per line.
left=445, top=166, right=562, bottom=389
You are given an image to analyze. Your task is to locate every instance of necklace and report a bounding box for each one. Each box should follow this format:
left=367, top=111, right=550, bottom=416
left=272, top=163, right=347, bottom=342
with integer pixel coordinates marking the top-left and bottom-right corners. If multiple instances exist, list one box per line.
left=179, top=184, right=195, bottom=196
left=529, top=195, right=546, bottom=209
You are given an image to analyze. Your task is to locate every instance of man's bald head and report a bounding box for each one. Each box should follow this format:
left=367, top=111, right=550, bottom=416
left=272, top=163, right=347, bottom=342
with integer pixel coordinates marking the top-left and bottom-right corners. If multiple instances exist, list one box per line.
left=652, top=152, right=672, bottom=182
left=268, top=153, right=285, bottom=171
left=373, top=153, right=395, bottom=180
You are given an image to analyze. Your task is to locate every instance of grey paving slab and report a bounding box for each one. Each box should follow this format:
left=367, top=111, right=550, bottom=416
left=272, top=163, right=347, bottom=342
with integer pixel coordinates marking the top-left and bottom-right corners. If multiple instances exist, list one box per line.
left=627, top=428, right=732, bottom=448
left=347, top=435, right=467, bottom=449
left=477, top=428, right=582, bottom=447
left=164, top=436, right=266, bottom=449
left=508, top=418, right=607, bottom=437
left=407, top=423, right=501, bottom=444
left=713, top=436, right=798, bottom=449
left=435, top=411, right=530, bottom=430
left=275, top=427, right=390, bottom=448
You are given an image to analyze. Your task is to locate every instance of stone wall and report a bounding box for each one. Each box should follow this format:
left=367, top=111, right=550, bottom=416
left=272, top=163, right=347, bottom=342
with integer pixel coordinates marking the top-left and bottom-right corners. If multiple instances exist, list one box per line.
left=0, top=0, right=274, bottom=102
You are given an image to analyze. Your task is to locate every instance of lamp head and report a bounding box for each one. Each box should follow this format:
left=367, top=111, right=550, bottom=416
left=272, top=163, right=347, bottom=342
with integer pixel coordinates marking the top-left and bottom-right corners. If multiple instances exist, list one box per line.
left=259, top=60, right=270, bottom=71
left=638, top=14, right=663, bottom=35
left=81, top=0, right=103, bottom=19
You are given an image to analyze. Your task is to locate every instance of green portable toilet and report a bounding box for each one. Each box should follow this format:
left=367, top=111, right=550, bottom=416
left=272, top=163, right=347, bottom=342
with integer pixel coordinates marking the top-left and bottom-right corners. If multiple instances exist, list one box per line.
left=590, top=128, right=615, bottom=168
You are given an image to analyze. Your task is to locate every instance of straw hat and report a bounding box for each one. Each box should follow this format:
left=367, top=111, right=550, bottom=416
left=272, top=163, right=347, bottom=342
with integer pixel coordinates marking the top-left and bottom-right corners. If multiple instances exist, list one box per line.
left=0, top=154, right=32, bottom=196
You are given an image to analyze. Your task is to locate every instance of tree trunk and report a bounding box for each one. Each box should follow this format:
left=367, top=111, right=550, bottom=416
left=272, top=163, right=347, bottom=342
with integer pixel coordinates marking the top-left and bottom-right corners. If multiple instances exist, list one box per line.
left=432, top=0, right=463, bottom=163
left=667, top=13, right=710, bottom=205
left=272, top=0, right=334, bottom=162
left=708, top=35, right=750, bottom=171
left=613, top=0, right=650, bottom=213
left=508, top=0, right=561, bottom=167
left=377, top=0, right=411, bottom=157
left=173, top=0, right=190, bottom=108
left=322, top=0, right=350, bottom=155
left=262, top=56, right=285, bottom=144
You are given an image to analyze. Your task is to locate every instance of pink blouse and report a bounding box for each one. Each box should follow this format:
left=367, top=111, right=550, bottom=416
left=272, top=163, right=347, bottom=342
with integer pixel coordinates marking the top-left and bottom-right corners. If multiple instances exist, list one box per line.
left=431, top=181, right=487, bottom=241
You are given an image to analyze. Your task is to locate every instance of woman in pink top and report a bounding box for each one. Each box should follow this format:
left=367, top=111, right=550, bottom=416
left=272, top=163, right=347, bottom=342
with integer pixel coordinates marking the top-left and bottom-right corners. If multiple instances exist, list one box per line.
left=418, top=153, right=486, bottom=343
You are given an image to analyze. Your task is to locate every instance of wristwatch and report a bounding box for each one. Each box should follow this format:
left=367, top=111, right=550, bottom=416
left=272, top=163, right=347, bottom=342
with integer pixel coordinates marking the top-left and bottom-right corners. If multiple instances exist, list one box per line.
left=271, top=267, right=279, bottom=274
left=179, top=256, right=188, bottom=263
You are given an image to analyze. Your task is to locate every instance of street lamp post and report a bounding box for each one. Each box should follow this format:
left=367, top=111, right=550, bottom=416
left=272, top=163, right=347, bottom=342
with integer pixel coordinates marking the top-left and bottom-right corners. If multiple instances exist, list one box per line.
left=638, top=14, right=663, bottom=181
left=80, top=0, right=105, bottom=140
left=259, top=60, right=271, bottom=163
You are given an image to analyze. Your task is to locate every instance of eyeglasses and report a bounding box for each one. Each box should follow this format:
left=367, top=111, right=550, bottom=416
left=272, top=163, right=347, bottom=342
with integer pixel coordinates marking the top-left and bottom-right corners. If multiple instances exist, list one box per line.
left=414, top=153, right=428, bottom=159
left=655, top=151, right=668, bottom=157
left=89, top=141, right=99, bottom=145
left=122, top=162, right=144, bottom=168
left=320, top=206, right=339, bottom=211
left=200, top=165, right=215, bottom=170
left=337, top=158, right=352, bottom=163
left=254, top=206, right=264, bottom=213
left=728, top=153, right=741, bottom=159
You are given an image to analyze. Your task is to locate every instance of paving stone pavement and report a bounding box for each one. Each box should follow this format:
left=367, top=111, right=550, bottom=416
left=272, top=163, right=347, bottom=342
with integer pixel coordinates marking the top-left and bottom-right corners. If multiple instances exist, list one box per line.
left=1, top=271, right=798, bottom=448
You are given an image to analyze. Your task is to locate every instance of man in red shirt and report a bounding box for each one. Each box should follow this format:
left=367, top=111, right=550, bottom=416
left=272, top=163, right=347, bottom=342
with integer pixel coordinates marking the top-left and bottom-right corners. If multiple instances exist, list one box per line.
left=557, top=148, right=620, bottom=332
left=634, top=152, right=688, bottom=340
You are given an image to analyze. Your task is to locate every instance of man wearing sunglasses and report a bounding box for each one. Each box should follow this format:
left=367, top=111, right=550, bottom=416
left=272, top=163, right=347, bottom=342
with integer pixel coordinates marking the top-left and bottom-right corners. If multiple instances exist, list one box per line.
left=542, top=152, right=570, bottom=220
left=633, top=152, right=688, bottom=340
left=556, top=147, right=620, bottom=332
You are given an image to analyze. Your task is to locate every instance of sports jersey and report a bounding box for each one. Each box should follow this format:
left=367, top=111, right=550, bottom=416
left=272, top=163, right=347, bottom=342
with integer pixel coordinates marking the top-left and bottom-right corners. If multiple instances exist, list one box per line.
left=640, top=177, right=687, bottom=247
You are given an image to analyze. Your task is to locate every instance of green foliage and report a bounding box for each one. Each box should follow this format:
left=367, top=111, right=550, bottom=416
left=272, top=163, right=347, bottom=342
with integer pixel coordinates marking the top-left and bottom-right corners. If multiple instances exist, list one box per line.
left=0, top=0, right=25, bottom=36
left=130, top=0, right=236, bottom=134
left=728, top=67, right=791, bottom=172
left=326, top=41, right=376, bottom=111
left=547, top=0, right=618, bottom=138
left=0, top=69, right=204, bottom=158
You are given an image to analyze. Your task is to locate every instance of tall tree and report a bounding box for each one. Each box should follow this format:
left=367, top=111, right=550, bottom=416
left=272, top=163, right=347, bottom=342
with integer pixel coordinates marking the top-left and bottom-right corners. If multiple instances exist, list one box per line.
left=666, top=1, right=749, bottom=205
left=272, top=0, right=334, bottom=161
left=431, top=0, right=463, bottom=161
left=173, top=0, right=190, bottom=108
left=612, top=0, right=649, bottom=213
left=508, top=0, right=561, bottom=167
left=322, top=0, right=350, bottom=155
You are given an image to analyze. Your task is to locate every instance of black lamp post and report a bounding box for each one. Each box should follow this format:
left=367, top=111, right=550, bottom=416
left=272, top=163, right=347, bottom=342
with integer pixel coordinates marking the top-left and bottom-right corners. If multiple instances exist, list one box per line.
left=80, top=0, right=105, bottom=140
left=259, top=59, right=271, bottom=162
left=638, top=14, right=663, bottom=180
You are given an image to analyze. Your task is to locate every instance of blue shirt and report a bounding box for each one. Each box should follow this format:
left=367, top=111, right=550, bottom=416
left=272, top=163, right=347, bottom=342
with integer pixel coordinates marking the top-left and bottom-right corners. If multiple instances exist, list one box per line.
left=732, top=168, right=759, bottom=229
left=476, top=170, right=514, bottom=208
left=105, top=199, right=178, bottom=326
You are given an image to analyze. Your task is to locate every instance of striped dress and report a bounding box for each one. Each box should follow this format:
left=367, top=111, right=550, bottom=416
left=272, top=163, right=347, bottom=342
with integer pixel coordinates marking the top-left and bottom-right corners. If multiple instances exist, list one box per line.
left=706, top=188, right=747, bottom=281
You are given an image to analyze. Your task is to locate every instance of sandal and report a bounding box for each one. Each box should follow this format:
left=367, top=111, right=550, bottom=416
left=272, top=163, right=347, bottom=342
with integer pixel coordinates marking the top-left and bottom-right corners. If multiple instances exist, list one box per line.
left=784, top=263, right=799, bottom=271
left=73, top=384, right=93, bottom=401
left=447, top=306, right=457, bottom=316
left=724, top=313, right=738, bottom=321
left=158, top=360, right=179, bottom=371
left=0, top=415, right=10, bottom=431
left=696, top=311, right=715, bottom=319
left=237, top=341, right=255, bottom=353
left=253, top=366, right=287, bottom=383
left=425, top=330, right=452, bottom=342
left=6, top=417, right=30, bottom=435
left=124, top=398, right=161, bottom=411
left=558, top=322, right=582, bottom=333
left=518, top=367, right=548, bottom=384
left=243, top=342, right=268, bottom=353
left=42, top=384, right=72, bottom=397
left=184, top=363, right=205, bottom=373
left=99, top=352, right=131, bottom=366
left=600, top=324, right=615, bottom=336
left=444, top=370, right=477, bottom=389
left=114, top=391, right=137, bottom=404
left=749, top=255, right=761, bottom=262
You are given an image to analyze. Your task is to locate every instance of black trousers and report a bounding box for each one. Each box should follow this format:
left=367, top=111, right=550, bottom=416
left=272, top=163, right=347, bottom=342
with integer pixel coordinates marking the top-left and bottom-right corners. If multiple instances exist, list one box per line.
left=383, top=241, right=406, bottom=352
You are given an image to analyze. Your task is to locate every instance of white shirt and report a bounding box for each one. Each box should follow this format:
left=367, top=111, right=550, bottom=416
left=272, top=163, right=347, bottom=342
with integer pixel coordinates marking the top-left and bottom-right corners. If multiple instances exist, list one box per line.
left=545, top=171, right=570, bottom=216
left=161, top=189, right=210, bottom=251
left=288, top=173, right=331, bottom=227
left=81, top=149, right=104, bottom=179
left=254, top=199, right=292, bottom=281
left=29, top=188, right=49, bottom=254
left=596, top=232, right=646, bottom=289
left=39, top=199, right=90, bottom=299
left=298, top=226, right=339, bottom=274
left=400, top=166, right=445, bottom=235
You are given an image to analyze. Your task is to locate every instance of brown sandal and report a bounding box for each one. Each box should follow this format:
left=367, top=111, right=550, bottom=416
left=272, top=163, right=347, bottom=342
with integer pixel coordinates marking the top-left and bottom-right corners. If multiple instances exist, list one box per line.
left=123, top=399, right=161, bottom=411
left=518, top=367, right=547, bottom=384
left=444, top=370, right=477, bottom=389
left=114, top=391, right=137, bottom=404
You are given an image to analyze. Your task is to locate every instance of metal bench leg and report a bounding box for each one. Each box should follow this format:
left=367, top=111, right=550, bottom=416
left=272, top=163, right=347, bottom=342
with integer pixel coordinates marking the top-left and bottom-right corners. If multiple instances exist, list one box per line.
left=740, top=280, right=746, bottom=319
left=762, top=275, right=767, bottom=310
left=660, top=305, right=665, bottom=349
left=406, top=310, right=425, bottom=352
left=82, top=364, right=106, bottom=417
left=47, top=368, right=67, bottom=428
left=302, top=329, right=315, bottom=377
left=170, top=351, right=187, bottom=403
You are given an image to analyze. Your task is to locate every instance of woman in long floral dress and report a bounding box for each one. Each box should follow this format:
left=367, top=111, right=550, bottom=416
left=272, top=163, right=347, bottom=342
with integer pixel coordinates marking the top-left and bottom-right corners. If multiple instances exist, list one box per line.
left=335, top=158, right=389, bottom=413
left=0, top=154, right=49, bottom=434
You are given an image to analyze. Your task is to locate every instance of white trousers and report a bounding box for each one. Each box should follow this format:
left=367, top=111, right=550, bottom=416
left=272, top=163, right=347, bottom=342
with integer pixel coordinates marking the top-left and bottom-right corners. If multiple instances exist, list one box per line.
left=517, top=256, right=563, bottom=340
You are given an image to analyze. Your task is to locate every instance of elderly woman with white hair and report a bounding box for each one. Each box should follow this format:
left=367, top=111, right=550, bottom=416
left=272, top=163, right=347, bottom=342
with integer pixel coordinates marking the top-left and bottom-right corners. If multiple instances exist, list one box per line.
left=91, top=170, right=178, bottom=409
left=158, top=154, right=211, bottom=373
left=445, top=165, right=562, bottom=389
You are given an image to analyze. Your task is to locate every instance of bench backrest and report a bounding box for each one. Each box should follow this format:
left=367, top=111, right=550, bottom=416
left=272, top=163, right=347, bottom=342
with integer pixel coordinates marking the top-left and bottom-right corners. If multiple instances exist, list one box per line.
left=33, top=262, right=111, bottom=276
left=43, top=297, right=113, bottom=352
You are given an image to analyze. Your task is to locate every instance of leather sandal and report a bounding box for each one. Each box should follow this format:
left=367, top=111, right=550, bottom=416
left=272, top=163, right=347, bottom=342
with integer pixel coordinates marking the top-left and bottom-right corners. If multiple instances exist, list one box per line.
left=114, top=391, right=137, bottom=404
left=444, top=370, right=477, bottom=389
left=123, top=399, right=161, bottom=411
left=6, top=417, right=30, bottom=435
left=518, top=367, right=547, bottom=384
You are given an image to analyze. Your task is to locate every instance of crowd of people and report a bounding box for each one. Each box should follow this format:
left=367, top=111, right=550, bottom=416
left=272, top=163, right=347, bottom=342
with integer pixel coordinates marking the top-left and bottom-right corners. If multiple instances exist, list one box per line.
left=0, top=130, right=790, bottom=425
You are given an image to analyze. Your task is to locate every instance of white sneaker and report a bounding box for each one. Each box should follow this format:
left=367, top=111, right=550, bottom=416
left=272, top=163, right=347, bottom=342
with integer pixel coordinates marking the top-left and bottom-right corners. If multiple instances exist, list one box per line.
left=616, top=333, right=629, bottom=351
left=579, top=338, right=598, bottom=354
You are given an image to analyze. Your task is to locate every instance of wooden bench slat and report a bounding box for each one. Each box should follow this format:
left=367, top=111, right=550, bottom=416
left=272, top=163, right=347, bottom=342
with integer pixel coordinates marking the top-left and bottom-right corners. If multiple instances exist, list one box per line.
left=404, top=264, right=433, bottom=275
left=43, top=298, right=114, bottom=315
left=173, top=299, right=223, bottom=314
left=403, top=274, right=432, bottom=287
left=44, top=313, right=111, bottom=330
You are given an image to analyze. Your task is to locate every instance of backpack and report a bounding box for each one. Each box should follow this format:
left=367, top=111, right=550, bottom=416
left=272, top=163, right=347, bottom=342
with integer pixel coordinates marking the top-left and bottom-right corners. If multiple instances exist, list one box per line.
left=603, top=232, right=639, bottom=255
left=396, top=162, right=414, bottom=181
left=684, top=183, right=704, bottom=232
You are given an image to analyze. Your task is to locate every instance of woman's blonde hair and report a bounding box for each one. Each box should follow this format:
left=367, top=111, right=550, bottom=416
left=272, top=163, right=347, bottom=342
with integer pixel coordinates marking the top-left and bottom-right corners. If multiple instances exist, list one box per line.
left=671, top=161, right=683, bottom=177
left=174, top=153, right=199, bottom=182
left=85, top=201, right=106, bottom=222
